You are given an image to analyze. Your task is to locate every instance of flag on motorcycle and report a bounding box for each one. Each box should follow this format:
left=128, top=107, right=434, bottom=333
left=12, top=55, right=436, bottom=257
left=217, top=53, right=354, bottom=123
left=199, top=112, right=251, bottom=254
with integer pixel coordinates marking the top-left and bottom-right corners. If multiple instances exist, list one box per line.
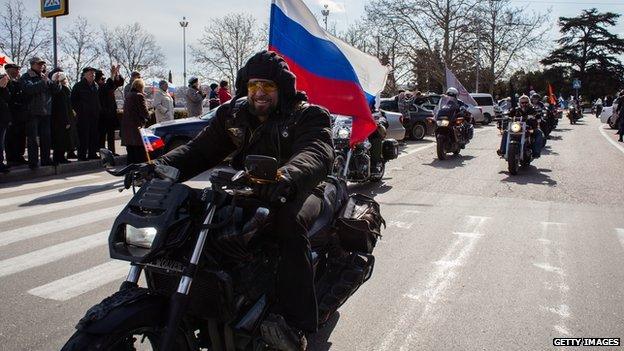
left=445, top=67, right=477, bottom=106
left=139, top=128, right=164, bottom=161
left=269, top=0, right=389, bottom=146
left=547, top=83, right=557, bottom=105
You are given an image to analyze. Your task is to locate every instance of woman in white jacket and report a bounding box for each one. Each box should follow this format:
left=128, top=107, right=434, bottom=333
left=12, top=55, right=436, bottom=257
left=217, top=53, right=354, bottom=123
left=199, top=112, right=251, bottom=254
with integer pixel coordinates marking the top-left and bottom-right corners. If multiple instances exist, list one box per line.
left=153, top=80, right=174, bottom=123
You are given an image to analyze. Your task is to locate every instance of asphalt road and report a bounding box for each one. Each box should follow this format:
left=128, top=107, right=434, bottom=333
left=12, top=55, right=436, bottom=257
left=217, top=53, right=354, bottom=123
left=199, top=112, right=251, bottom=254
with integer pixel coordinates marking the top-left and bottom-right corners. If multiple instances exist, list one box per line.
left=0, top=114, right=622, bottom=351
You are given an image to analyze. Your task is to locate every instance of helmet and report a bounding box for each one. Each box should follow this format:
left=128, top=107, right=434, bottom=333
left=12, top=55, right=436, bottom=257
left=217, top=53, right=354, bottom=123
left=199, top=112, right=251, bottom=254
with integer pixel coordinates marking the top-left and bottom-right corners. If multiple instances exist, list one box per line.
left=531, top=93, right=540, bottom=100
left=519, top=94, right=530, bottom=103
left=446, top=87, right=459, bottom=97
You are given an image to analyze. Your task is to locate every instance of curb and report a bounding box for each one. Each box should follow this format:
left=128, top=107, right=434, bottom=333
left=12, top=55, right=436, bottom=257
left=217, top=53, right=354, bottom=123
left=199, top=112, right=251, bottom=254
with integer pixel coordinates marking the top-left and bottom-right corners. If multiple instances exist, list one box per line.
left=0, top=155, right=127, bottom=184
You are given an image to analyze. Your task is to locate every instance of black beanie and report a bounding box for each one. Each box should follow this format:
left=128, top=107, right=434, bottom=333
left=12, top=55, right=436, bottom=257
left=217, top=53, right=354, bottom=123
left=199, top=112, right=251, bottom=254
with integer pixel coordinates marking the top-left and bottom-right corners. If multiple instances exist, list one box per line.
left=233, top=50, right=306, bottom=112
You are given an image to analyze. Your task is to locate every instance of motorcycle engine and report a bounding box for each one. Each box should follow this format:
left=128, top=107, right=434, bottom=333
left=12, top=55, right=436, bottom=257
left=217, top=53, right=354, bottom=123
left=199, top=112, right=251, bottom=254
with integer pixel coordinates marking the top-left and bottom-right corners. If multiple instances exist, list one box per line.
left=350, top=148, right=371, bottom=181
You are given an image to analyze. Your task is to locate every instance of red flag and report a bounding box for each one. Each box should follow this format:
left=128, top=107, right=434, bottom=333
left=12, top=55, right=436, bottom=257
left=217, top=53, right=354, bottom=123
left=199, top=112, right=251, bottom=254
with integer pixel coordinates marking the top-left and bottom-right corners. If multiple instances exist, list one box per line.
left=547, top=83, right=556, bottom=105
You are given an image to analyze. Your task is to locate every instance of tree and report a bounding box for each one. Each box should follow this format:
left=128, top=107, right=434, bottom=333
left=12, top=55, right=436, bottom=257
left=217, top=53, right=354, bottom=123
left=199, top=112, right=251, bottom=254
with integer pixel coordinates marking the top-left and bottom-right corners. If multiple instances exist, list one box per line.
left=541, top=9, right=624, bottom=98
left=0, top=0, right=50, bottom=67
left=59, top=17, right=100, bottom=84
left=365, top=0, right=478, bottom=88
left=100, top=23, right=165, bottom=79
left=472, top=0, right=548, bottom=93
left=192, top=13, right=264, bottom=88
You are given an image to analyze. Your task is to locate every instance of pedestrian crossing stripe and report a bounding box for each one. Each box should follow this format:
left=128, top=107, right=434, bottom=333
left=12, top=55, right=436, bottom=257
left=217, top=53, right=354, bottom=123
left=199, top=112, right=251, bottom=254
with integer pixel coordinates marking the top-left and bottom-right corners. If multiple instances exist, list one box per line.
left=0, top=174, right=101, bottom=194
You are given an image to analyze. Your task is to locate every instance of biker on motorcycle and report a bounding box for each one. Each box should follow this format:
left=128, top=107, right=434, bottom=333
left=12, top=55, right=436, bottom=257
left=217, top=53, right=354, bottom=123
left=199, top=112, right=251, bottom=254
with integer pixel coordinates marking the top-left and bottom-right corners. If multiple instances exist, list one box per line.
left=442, top=87, right=474, bottom=141
left=154, top=50, right=334, bottom=350
left=497, top=94, right=545, bottom=158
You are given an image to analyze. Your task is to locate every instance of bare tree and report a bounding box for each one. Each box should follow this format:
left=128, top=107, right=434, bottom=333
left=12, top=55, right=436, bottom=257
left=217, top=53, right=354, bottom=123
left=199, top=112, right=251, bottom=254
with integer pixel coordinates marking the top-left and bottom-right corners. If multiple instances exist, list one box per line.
left=192, top=13, right=264, bottom=88
left=473, top=0, right=549, bottom=93
left=59, top=17, right=100, bottom=83
left=366, top=0, right=478, bottom=88
left=100, top=23, right=165, bottom=79
left=0, top=0, right=50, bottom=67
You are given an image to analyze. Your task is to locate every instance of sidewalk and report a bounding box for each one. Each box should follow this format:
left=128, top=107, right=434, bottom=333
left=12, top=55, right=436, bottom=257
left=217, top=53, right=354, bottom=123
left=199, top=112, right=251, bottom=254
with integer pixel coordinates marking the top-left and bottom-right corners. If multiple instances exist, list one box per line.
left=0, top=140, right=127, bottom=184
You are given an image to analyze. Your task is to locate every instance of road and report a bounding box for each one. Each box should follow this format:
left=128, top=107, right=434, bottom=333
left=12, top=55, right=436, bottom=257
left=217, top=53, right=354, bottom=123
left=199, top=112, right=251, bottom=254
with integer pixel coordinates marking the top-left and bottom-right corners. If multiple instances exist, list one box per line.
left=0, top=114, right=622, bottom=351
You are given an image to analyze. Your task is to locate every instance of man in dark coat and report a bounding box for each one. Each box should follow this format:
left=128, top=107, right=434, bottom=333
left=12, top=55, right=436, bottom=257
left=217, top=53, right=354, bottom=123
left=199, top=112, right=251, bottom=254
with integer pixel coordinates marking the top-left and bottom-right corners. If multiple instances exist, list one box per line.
left=0, top=73, right=10, bottom=172
left=156, top=51, right=333, bottom=350
left=71, top=67, right=101, bottom=160
left=97, top=65, right=124, bottom=155
left=49, top=69, right=73, bottom=164
left=20, top=57, right=60, bottom=169
left=4, top=63, right=27, bottom=167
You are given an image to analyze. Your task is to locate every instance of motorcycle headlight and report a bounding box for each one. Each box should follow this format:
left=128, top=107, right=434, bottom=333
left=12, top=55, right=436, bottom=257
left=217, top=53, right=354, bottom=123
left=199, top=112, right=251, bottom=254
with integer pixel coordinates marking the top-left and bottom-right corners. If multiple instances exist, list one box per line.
left=125, top=225, right=157, bottom=249
left=338, top=128, right=350, bottom=139
left=510, top=122, right=522, bottom=133
left=437, top=119, right=450, bottom=127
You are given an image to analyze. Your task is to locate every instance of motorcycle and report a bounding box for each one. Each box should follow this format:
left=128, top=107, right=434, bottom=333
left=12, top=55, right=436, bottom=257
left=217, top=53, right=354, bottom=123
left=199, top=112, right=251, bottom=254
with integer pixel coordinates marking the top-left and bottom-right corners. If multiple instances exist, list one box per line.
left=501, top=115, right=535, bottom=175
left=332, top=115, right=399, bottom=183
left=434, top=106, right=473, bottom=160
left=61, top=149, right=384, bottom=351
left=567, top=105, right=582, bottom=124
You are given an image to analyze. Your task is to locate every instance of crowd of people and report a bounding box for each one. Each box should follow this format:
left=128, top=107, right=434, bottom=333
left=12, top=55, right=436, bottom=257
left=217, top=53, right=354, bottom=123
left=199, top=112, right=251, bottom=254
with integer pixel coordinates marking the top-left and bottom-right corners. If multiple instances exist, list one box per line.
left=0, top=57, right=233, bottom=173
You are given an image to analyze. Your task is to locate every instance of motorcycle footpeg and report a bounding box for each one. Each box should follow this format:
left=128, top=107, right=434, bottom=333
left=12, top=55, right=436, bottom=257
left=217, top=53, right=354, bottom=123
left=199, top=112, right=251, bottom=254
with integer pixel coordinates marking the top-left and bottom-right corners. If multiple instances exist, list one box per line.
left=260, top=314, right=307, bottom=351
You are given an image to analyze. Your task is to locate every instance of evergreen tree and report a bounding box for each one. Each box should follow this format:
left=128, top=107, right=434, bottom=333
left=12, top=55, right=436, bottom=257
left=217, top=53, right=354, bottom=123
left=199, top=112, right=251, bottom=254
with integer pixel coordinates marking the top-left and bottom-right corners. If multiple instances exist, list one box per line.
left=541, top=9, right=624, bottom=99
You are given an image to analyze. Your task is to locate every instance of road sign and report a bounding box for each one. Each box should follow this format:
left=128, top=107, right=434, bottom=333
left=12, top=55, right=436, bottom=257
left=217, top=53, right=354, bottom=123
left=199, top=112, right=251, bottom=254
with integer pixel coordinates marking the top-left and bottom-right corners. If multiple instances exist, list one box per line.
left=572, top=79, right=581, bottom=90
left=41, top=0, right=68, bottom=18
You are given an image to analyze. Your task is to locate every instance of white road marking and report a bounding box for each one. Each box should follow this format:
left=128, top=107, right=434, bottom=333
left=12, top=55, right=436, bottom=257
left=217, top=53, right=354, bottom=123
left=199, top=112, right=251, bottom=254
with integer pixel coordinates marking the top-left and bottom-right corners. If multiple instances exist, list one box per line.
left=395, top=127, right=491, bottom=160
left=597, top=123, right=624, bottom=156
left=28, top=260, right=128, bottom=301
left=616, top=228, right=624, bottom=250
left=537, top=222, right=571, bottom=337
left=0, top=205, right=121, bottom=247
left=386, top=220, right=414, bottom=229
left=378, top=216, right=490, bottom=351
left=0, top=179, right=122, bottom=207
left=0, top=190, right=128, bottom=224
left=0, top=174, right=101, bottom=194
left=0, top=231, right=108, bottom=278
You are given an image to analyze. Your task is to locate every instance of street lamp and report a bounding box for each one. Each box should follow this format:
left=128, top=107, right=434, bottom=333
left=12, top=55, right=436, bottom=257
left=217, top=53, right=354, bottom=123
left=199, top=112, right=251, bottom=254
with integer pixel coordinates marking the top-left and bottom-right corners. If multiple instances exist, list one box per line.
left=321, top=4, right=329, bottom=31
left=179, top=17, right=189, bottom=85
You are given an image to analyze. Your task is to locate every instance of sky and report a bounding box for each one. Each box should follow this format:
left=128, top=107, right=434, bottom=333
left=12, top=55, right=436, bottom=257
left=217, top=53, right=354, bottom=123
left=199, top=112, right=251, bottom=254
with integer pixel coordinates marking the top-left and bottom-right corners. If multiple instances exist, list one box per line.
left=5, top=0, right=624, bottom=86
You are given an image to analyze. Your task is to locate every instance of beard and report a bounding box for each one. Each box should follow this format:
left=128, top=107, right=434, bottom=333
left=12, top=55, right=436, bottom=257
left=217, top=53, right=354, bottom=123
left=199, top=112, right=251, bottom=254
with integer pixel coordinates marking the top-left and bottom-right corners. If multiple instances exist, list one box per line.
left=247, top=96, right=278, bottom=117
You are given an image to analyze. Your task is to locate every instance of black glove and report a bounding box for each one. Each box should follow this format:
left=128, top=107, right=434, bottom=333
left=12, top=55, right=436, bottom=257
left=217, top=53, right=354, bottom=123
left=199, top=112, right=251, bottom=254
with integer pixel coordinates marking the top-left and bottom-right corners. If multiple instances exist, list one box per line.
left=254, top=170, right=294, bottom=204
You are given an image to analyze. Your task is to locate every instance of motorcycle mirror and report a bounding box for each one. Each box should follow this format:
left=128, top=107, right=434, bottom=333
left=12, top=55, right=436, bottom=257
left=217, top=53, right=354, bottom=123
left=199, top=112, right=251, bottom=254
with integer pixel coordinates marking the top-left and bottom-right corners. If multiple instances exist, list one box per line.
left=245, top=155, right=278, bottom=181
left=100, top=148, right=115, bottom=167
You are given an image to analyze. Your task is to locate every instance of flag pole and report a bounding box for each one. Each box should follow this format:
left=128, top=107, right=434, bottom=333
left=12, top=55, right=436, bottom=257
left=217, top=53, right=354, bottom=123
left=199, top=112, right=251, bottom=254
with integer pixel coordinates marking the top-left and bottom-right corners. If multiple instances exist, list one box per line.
left=139, top=127, right=153, bottom=164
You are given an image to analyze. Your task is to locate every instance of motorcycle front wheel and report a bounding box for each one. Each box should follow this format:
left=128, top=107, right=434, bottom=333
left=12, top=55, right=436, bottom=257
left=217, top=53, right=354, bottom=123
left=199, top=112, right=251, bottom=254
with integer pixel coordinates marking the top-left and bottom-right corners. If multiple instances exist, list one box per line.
left=507, top=143, right=519, bottom=175
left=61, top=307, right=192, bottom=351
left=436, top=136, right=447, bottom=160
left=370, top=162, right=385, bottom=182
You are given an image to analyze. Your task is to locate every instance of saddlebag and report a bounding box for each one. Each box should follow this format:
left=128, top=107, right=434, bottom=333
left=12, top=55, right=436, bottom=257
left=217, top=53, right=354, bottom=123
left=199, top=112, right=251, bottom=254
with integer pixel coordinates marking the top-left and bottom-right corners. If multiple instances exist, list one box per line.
left=382, top=139, right=399, bottom=160
left=335, top=194, right=385, bottom=254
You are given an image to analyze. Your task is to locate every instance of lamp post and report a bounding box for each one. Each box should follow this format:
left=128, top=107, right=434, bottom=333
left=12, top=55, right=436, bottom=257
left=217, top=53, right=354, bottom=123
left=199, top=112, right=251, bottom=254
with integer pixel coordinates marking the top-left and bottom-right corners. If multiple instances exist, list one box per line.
left=179, top=17, right=189, bottom=85
left=321, top=4, right=329, bottom=31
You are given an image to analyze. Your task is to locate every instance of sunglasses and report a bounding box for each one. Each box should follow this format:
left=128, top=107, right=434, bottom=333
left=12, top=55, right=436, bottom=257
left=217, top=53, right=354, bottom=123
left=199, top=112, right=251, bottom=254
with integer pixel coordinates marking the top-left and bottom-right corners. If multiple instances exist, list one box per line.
left=247, top=80, right=278, bottom=94
left=520, top=101, right=529, bottom=104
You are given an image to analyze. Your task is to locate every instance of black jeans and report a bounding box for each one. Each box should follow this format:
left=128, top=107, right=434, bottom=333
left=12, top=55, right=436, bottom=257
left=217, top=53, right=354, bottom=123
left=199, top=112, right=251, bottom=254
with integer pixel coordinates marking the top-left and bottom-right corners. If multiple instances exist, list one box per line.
left=26, top=114, right=51, bottom=166
left=77, top=116, right=100, bottom=159
left=125, top=145, right=147, bottom=165
left=6, top=119, right=26, bottom=162
left=272, top=192, right=322, bottom=332
left=99, top=118, right=117, bottom=154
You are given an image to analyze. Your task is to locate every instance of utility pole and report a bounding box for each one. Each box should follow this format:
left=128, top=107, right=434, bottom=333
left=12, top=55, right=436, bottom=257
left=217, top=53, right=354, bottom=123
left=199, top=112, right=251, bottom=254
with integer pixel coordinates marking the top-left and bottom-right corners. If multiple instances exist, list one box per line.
left=321, top=5, right=329, bottom=31
left=475, top=33, right=480, bottom=93
left=179, top=17, right=189, bottom=85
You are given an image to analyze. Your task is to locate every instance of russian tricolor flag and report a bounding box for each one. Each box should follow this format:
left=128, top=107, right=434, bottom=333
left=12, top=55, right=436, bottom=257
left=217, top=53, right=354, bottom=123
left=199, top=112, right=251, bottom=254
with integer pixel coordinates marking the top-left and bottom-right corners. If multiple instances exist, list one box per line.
left=269, top=0, right=389, bottom=146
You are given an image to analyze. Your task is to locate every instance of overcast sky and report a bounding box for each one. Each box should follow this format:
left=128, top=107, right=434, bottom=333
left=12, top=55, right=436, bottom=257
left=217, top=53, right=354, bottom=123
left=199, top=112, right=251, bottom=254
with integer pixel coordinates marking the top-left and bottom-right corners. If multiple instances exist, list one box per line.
left=7, top=0, right=624, bottom=85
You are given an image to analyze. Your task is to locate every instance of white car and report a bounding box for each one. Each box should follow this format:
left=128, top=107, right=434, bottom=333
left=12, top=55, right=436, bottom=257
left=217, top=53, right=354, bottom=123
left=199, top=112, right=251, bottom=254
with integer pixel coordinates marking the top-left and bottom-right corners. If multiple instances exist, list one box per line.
left=600, top=98, right=620, bottom=129
left=470, top=93, right=496, bottom=124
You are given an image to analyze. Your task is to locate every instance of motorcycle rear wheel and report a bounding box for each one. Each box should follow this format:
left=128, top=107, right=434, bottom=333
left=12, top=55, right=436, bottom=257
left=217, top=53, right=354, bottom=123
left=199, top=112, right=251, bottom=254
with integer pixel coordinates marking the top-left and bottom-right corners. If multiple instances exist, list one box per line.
left=507, top=144, right=519, bottom=175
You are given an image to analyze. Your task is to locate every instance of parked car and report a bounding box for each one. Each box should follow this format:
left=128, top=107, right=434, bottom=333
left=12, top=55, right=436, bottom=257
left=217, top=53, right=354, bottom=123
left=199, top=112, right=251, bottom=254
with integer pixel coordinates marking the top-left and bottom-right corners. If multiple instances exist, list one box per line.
left=470, top=93, right=496, bottom=124
left=600, top=98, right=620, bottom=129
left=376, top=109, right=407, bottom=141
left=149, top=99, right=404, bottom=153
left=424, top=93, right=485, bottom=124
left=379, top=97, right=434, bottom=140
